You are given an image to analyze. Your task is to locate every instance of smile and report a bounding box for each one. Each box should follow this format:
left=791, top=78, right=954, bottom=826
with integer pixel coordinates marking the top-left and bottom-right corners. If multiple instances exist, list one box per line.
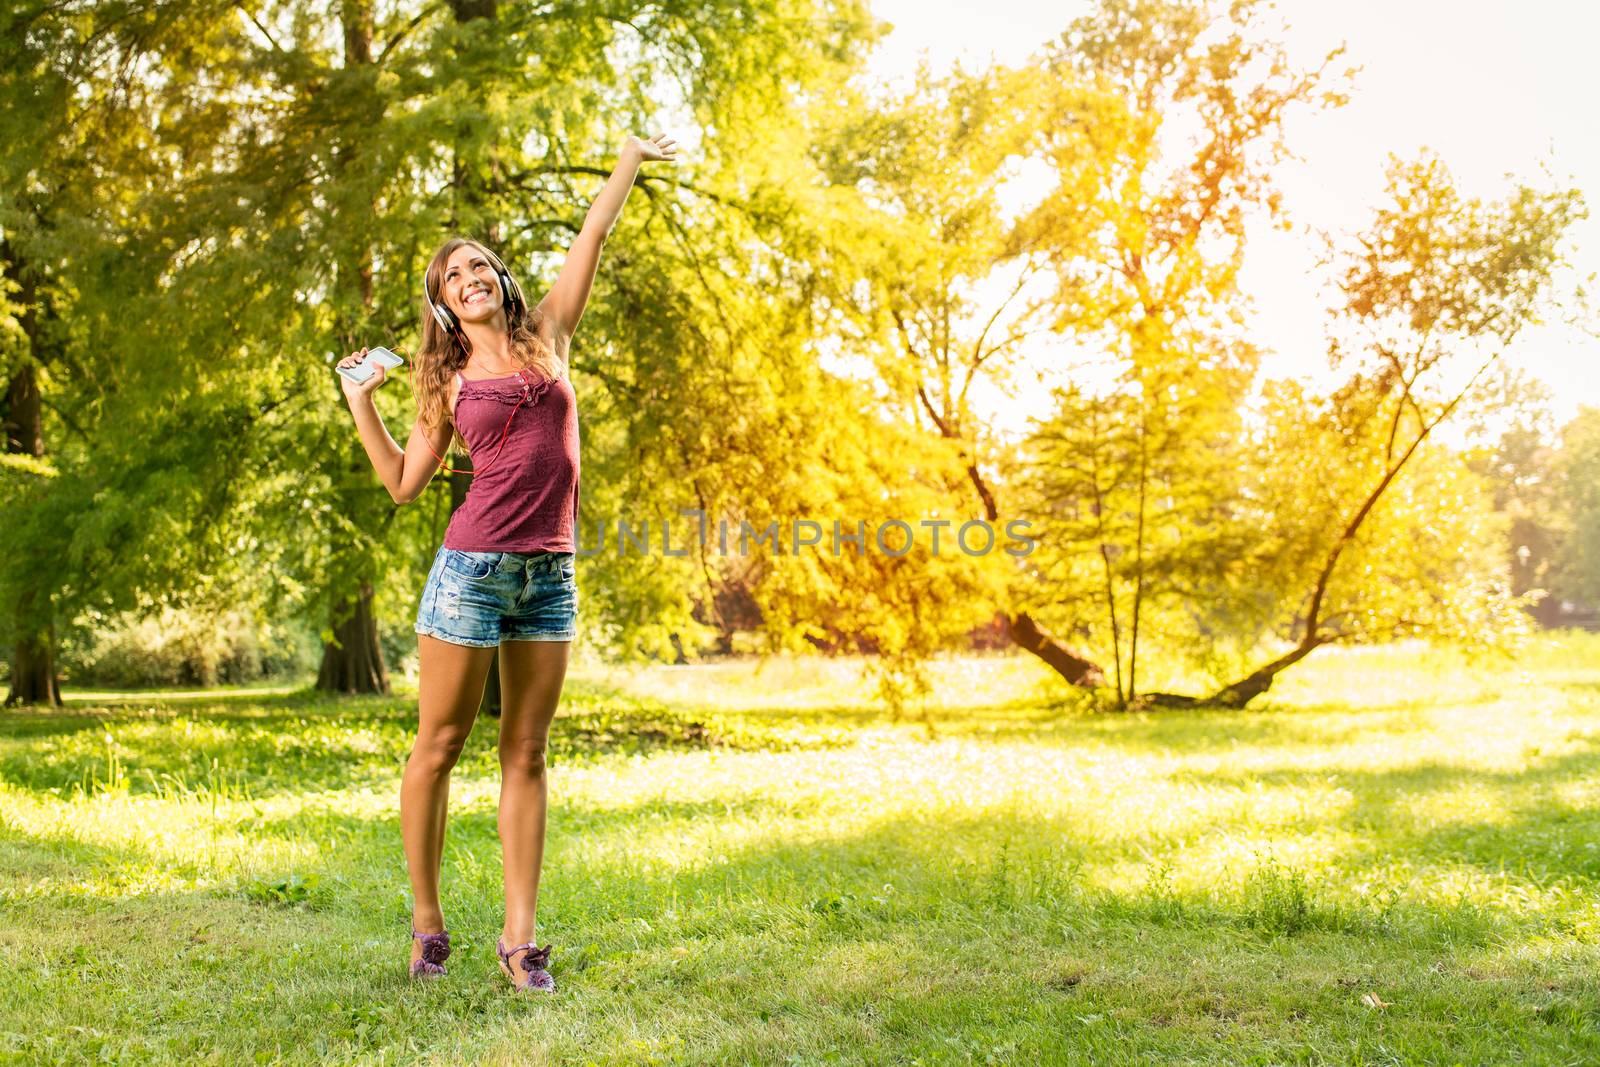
left=463, top=289, right=492, bottom=306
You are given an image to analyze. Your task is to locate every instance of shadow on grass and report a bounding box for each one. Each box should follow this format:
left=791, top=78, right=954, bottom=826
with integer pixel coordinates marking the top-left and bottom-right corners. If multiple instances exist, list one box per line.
left=1161, top=738, right=1600, bottom=887
left=0, top=680, right=785, bottom=801
left=7, top=799, right=1596, bottom=1065
left=181, top=789, right=1533, bottom=956
left=639, top=689, right=1519, bottom=753
left=0, top=819, right=169, bottom=899
left=3, top=652, right=1596, bottom=1061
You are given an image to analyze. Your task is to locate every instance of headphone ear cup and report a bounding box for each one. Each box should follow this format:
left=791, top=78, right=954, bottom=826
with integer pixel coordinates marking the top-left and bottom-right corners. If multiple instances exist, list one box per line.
left=431, top=302, right=457, bottom=333
left=496, top=268, right=521, bottom=315
left=427, top=270, right=458, bottom=334
left=499, top=270, right=524, bottom=317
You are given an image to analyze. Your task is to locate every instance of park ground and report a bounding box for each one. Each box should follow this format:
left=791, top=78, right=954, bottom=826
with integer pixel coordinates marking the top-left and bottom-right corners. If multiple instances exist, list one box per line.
left=2, top=635, right=1599, bottom=1065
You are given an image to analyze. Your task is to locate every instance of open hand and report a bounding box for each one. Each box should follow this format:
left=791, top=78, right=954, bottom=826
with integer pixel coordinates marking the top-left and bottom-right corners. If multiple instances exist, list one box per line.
left=337, top=347, right=386, bottom=402
left=624, top=133, right=678, bottom=164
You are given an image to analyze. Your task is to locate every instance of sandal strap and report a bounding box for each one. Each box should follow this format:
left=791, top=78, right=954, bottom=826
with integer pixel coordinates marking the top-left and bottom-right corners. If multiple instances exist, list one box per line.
left=498, top=940, right=553, bottom=971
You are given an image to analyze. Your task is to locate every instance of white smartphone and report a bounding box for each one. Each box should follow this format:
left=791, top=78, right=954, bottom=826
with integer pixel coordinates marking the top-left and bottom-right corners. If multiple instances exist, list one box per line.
left=336, top=346, right=404, bottom=384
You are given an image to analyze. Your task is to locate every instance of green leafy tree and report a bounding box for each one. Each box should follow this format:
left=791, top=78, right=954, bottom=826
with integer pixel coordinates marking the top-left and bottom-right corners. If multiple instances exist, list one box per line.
left=1462, top=372, right=1571, bottom=626
left=1142, top=155, right=1586, bottom=706
left=1015, top=360, right=1258, bottom=705
left=1, top=0, right=266, bottom=705
left=805, top=61, right=1099, bottom=692
left=4, top=0, right=890, bottom=705
left=997, top=0, right=1349, bottom=695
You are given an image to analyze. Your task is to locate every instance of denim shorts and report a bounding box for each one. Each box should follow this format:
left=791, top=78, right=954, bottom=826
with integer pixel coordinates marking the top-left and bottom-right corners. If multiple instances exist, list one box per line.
left=414, top=547, right=577, bottom=647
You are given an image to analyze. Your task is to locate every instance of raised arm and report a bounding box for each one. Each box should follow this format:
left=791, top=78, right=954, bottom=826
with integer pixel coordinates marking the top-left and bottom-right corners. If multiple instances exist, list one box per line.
left=537, top=133, right=678, bottom=343
left=337, top=348, right=453, bottom=506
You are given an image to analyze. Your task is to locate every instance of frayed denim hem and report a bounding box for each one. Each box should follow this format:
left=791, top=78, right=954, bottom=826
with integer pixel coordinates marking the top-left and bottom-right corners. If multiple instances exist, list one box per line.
left=413, top=626, right=501, bottom=649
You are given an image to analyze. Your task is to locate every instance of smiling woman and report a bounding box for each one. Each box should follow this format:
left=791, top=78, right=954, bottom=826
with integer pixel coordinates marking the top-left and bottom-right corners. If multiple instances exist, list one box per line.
left=411, top=240, right=565, bottom=456
left=330, top=132, right=681, bottom=994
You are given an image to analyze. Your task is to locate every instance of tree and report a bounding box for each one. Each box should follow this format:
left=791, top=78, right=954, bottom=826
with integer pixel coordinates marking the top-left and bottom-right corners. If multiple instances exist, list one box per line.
left=313, top=0, right=394, bottom=695
left=3, top=0, right=892, bottom=704
left=1016, top=359, right=1257, bottom=706
left=993, top=0, right=1349, bottom=694
left=1462, top=372, right=1570, bottom=626
left=1144, top=155, right=1586, bottom=706
left=1, top=0, right=260, bottom=705
left=805, top=59, right=1128, bottom=689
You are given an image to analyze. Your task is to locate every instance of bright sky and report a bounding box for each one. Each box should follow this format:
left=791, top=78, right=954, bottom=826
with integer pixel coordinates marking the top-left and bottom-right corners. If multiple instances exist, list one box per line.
left=865, top=0, right=1600, bottom=435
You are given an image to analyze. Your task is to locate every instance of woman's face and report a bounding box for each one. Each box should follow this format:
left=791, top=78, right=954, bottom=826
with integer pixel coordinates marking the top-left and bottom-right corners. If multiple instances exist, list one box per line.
left=440, top=245, right=504, bottom=324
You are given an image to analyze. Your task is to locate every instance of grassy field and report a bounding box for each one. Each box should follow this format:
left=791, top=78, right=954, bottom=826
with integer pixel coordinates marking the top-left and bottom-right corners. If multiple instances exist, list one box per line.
left=2, top=634, right=1599, bottom=1065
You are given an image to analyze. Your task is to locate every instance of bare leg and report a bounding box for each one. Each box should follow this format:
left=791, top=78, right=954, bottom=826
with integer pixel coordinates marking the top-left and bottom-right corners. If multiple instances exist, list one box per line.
left=494, top=639, right=571, bottom=966
left=403, top=634, right=496, bottom=971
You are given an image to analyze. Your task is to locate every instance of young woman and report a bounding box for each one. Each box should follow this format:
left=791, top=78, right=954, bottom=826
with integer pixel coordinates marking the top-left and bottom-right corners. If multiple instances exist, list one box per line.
left=336, top=132, right=677, bottom=993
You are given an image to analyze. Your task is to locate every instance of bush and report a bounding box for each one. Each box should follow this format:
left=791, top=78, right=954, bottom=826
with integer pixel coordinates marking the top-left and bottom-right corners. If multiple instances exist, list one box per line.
left=60, top=608, right=318, bottom=688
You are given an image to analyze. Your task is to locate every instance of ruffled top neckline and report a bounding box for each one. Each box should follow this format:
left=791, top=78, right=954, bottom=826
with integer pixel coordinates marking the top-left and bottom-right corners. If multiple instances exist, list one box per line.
left=457, top=368, right=559, bottom=408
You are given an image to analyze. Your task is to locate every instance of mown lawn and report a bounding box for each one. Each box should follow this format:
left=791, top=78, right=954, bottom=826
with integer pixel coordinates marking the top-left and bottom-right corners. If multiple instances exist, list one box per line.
left=2, top=635, right=1598, bottom=1065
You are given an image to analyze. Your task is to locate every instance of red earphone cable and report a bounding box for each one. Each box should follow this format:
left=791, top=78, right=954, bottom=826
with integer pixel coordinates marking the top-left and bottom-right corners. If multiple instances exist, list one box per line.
left=403, top=270, right=530, bottom=478
left=397, top=357, right=529, bottom=478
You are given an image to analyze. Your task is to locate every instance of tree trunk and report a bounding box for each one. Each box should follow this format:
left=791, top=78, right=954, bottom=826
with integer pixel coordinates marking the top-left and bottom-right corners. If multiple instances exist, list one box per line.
left=3, top=365, right=60, bottom=707
left=3, top=350, right=42, bottom=456
left=1211, top=640, right=1323, bottom=706
left=3, top=239, right=63, bottom=707
left=1127, top=416, right=1148, bottom=701
left=1089, top=403, right=1125, bottom=702
left=341, top=0, right=372, bottom=64
left=317, top=373, right=389, bottom=694
left=1144, top=637, right=1325, bottom=709
left=312, top=1, right=394, bottom=700
left=316, top=582, right=391, bottom=694
left=448, top=0, right=496, bottom=19
left=961, top=454, right=1108, bottom=691
left=6, top=589, right=62, bottom=707
left=1006, top=612, right=1105, bottom=687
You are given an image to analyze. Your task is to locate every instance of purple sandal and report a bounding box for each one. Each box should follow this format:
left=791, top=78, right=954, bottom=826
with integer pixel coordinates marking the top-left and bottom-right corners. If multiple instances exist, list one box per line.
left=496, top=938, right=555, bottom=993
left=410, top=926, right=451, bottom=979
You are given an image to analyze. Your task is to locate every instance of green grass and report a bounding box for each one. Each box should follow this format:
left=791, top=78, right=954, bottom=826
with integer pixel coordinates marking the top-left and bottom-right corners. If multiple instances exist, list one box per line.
left=2, top=634, right=1599, bottom=1065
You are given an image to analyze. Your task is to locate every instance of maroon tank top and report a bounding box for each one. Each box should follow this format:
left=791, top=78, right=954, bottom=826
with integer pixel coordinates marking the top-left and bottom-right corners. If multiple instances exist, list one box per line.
left=441, top=367, right=580, bottom=553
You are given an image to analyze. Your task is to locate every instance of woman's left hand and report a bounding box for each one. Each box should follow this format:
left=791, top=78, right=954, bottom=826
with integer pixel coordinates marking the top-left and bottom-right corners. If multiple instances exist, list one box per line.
left=624, top=133, right=678, bottom=164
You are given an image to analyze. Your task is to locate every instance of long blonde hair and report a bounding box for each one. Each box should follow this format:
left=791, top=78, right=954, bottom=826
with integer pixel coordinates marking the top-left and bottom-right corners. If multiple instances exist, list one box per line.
left=411, top=237, right=563, bottom=452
